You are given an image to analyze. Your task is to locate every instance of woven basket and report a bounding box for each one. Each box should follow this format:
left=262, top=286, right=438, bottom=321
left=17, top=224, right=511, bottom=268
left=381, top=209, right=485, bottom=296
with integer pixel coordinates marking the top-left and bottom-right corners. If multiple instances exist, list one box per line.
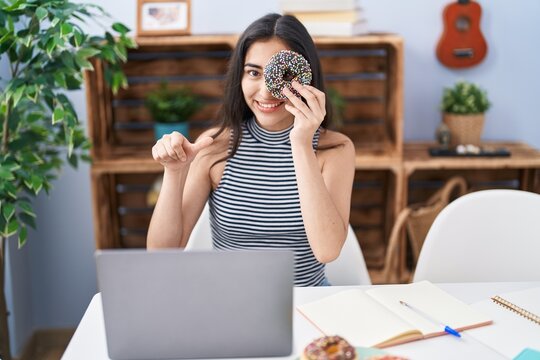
left=443, top=113, right=485, bottom=146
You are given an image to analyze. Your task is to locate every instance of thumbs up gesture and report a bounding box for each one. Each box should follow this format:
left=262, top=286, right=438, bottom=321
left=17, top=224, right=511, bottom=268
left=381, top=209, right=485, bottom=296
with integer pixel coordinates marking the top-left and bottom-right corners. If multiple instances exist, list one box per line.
left=151, top=131, right=214, bottom=171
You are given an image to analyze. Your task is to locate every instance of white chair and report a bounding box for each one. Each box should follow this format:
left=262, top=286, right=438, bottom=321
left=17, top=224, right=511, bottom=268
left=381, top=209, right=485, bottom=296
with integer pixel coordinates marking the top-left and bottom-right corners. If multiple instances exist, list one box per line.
left=413, top=189, right=540, bottom=283
left=325, top=225, right=372, bottom=285
left=184, top=203, right=212, bottom=251
left=186, top=203, right=371, bottom=285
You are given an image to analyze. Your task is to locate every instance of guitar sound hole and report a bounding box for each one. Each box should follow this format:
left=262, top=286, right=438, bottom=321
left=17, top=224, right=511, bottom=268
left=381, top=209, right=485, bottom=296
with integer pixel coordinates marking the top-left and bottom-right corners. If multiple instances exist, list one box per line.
left=455, top=16, right=471, bottom=32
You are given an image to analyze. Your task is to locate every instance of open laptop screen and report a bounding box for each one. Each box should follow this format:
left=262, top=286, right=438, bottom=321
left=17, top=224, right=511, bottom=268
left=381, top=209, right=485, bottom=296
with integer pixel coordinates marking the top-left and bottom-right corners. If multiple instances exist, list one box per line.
left=96, top=249, right=294, bottom=359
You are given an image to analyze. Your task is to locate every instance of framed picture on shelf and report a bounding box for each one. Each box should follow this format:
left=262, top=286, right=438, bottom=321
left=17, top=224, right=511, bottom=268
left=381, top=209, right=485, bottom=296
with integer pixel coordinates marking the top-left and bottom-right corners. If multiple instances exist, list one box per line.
left=137, top=0, right=190, bottom=36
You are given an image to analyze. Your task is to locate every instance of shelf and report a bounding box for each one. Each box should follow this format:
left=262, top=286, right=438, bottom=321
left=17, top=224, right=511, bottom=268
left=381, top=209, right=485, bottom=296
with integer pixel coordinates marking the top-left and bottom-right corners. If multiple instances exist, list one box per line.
left=404, top=142, right=540, bottom=172
left=133, top=33, right=402, bottom=48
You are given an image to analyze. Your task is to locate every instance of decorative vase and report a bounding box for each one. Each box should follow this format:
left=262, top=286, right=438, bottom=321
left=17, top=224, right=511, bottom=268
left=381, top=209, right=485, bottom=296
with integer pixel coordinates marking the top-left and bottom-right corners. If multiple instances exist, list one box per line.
left=443, top=113, right=485, bottom=146
left=154, top=122, right=190, bottom=141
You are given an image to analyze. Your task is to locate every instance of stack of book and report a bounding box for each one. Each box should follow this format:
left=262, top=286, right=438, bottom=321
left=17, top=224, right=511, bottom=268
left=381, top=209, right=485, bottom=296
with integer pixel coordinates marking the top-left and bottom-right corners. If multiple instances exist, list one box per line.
left=280, top=0, right=368, bottom=36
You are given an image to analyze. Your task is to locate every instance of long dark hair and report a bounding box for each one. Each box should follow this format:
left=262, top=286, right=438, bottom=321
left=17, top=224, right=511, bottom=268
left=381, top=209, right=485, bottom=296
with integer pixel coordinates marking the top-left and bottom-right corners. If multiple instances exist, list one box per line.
left=212, top=13, right=333, bottom=160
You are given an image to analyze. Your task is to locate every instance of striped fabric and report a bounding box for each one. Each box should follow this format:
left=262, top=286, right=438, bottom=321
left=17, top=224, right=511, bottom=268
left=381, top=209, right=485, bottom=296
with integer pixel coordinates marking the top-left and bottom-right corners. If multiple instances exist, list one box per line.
left=209, top=117, right=325, bottom=286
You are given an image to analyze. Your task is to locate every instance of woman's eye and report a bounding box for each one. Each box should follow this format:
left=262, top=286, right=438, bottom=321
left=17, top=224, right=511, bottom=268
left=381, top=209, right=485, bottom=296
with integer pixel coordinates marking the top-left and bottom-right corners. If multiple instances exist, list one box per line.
left=247, top=69, right=260, bottom=77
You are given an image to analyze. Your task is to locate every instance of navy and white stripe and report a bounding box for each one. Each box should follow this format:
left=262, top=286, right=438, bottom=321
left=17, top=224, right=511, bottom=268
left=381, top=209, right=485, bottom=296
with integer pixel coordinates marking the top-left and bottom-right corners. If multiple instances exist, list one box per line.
left=209, top=117, right=325, bottom=286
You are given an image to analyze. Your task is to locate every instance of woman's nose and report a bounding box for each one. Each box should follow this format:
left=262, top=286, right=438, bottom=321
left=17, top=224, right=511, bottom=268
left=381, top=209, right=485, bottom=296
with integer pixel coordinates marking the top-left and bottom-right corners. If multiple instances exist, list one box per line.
left=258, top=81, right=273, bottom=99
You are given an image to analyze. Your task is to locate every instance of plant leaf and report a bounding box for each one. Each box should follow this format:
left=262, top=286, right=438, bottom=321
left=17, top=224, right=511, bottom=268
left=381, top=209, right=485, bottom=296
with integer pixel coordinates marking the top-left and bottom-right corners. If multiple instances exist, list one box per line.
left=52, top=107, right=64, bottom=124
left=67, top=153, right=78, bottom=168
left=77, top=47, right=100, bottom=59
left=61, top=23, right=73, bottom=37
left=36, top=7, right=48, bottom=22
left=19, top=213, right=36, bottom=229
left=2, top=202, right=15, bottom=222
left=18, top=226, right=27, bottom=248
left=18, top=201, right=36, bottom=218
left=30, top=174, right=43, bottom=194
left=75, top=53, right=93, bottom=71
left=0, top=167, right=15, bottom=180
left=112, top=22, right=130, bottom=35
left=4, top=219, right=18, bottom=238
left=53, top=72, right=67, bottom=88
left=12, top=84, right=25, bottom=107
left=4, top=182, right=17, bottom=199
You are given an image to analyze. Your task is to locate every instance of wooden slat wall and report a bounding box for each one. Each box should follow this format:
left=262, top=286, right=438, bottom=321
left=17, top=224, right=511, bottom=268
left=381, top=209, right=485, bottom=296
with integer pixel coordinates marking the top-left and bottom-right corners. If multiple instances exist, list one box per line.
left=349, top=170, right=393, bottom=268
left=114, top=173, right=162, bottom=248
left=88, top=38, right=401, bottom=158
left=408, top=169, right=522, bottom=205
left=318, top=46, right=391, bottom=150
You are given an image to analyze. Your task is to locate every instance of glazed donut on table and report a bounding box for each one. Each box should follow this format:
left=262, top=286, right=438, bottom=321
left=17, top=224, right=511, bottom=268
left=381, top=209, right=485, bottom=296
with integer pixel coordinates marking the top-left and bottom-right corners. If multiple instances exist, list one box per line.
left=263, top=50, right=312, bottom=99
left=301, top=335, right=357, bottom=360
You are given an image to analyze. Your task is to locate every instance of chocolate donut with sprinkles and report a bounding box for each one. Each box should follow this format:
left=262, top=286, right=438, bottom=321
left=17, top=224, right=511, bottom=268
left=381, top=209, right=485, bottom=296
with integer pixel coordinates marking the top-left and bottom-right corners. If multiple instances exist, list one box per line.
left=263, top=49, right=312, bottom=100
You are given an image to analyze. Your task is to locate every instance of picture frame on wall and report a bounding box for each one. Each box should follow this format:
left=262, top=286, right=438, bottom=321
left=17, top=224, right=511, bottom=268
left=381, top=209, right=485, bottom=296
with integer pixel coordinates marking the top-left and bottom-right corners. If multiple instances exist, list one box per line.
left=137, top=0, right=191, bottom=36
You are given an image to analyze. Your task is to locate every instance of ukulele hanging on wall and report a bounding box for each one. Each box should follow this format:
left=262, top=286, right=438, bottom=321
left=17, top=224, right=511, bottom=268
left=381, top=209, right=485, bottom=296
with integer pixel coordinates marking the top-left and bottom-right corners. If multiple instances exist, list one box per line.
left=436, top=0, right=488, bottom=68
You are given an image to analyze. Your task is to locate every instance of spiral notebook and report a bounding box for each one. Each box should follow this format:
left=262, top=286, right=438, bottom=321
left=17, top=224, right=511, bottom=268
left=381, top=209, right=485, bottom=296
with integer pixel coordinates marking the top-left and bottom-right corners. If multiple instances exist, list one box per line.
left=491, top=295, right=540, bottom=326
left=468, top=287, right=540, bottom=359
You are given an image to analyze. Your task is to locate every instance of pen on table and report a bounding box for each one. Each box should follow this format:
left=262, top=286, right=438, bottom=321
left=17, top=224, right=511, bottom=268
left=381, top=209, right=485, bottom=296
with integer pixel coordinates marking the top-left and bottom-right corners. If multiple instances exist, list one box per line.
left=399, top=300, right=461, bottom=338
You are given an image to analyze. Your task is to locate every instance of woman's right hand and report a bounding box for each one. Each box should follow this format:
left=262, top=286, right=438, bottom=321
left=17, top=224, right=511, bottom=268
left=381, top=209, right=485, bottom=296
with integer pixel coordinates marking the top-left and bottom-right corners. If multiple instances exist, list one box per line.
left=151, top=131, right=214, bottom=172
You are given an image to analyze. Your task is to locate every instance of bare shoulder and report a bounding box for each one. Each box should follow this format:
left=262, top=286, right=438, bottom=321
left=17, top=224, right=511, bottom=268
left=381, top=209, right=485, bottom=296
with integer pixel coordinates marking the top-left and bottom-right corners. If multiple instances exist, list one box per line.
left=317, top=129, right=355, bottom=155
left=196, top=126, right=230, bottom=158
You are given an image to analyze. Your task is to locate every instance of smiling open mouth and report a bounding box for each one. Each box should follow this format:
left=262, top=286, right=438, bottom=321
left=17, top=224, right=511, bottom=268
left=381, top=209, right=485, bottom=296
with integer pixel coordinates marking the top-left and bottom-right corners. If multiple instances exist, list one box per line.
left=255, top=100, right=284, bottom=109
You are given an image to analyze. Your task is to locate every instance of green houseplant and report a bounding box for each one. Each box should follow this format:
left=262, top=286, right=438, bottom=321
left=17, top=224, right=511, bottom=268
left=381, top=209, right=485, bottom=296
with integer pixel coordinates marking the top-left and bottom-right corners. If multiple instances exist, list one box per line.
left=440, top=80, right=491, bottom=146
left=0, top=1, right=135, bottom=358
left=145, top=82, right=202, bottom=140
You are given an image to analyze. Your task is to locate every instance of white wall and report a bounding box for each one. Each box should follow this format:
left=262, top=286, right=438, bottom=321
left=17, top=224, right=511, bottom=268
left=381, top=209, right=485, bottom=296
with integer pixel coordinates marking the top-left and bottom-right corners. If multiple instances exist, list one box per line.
left=4, top=0, right=540, bottom=356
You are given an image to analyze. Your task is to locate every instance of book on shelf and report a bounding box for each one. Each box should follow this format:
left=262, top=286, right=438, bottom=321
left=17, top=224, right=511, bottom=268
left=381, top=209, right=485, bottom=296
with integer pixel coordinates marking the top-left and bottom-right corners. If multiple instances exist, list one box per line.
left=468, top=287, right=540, bottom=359
left=280, top=0, right=359, bottom=12
left=302, top=20, right=368, bottom=36
left=286, top=10, right=362, bottom=23
left=297, top=281, right=492, bottom=348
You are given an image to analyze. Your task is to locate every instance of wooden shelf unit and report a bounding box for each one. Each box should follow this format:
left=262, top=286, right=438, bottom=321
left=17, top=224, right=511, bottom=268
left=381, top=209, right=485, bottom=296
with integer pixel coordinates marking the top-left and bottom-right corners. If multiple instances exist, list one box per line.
left=86, top=34, right=540, bottom=280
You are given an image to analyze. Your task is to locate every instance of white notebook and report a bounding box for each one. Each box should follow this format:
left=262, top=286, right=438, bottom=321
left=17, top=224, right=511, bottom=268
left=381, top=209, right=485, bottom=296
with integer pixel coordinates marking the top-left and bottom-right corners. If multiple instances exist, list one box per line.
left=468, top=287, right=540, bottom=359
left=297, top=281, right=492, bottom=348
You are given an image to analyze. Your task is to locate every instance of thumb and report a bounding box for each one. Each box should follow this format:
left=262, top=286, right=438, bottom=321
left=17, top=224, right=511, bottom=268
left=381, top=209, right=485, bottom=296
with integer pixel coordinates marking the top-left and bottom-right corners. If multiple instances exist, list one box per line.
left=190, top=136, right=214, bottom=154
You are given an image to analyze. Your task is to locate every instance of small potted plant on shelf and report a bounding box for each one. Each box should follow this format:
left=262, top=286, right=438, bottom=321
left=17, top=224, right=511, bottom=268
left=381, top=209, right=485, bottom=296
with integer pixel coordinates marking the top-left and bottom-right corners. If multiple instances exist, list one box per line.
left=145, top=82, right=203, bottom=140
left=440, top=80, right=491, bottom=146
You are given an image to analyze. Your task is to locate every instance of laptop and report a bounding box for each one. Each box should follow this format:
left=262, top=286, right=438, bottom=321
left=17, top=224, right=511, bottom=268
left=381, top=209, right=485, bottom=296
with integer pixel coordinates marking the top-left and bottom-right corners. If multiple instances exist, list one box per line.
left=95, top=249, right=294, bottom=360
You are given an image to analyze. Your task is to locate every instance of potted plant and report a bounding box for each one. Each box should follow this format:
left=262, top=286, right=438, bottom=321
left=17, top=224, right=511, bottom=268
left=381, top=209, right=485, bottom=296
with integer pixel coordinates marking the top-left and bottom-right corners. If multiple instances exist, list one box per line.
left=145, top=82, right=203, bottom=140
left=0, top=1, right=135, bottom=359
left=440, top=81, right=491, bottom=146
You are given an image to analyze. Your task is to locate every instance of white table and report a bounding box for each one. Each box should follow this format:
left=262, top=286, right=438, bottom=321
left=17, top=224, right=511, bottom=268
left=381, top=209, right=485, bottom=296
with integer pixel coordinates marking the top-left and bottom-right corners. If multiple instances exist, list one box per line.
left=62, top=282, right=539, bottom=360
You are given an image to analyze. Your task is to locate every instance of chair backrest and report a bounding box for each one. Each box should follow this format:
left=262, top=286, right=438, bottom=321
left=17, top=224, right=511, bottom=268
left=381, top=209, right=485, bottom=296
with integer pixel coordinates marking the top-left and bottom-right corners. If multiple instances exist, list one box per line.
left=186, top=204, right=372, bottom=285
left=184, top=203, right=212, bottom=251
left=413, top=189, right=540, bottom=283
left=406, top=176, right=467, bottom=262
left=373, top=176, right=467, bottom=284
left=325, top=225, right=372, bottom=285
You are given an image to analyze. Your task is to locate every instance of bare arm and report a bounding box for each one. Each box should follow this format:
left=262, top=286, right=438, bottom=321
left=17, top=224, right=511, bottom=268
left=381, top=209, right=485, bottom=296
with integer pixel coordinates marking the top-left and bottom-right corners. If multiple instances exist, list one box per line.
left=146, top=131, right=214, bottom=249
left=284, top=82, right=355, bottom=263
left=291, top=135, right=355, bottom=263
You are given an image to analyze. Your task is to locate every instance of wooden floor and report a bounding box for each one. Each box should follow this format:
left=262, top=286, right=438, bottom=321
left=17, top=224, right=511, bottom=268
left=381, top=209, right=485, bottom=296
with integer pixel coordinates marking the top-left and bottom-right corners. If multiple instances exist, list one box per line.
left=18, top=329, right=74, bottom=360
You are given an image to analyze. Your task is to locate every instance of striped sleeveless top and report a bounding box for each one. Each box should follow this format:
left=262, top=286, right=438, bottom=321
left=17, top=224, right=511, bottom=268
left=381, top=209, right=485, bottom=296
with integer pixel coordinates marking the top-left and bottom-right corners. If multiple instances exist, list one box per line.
left=208, top=117, right=326, bottom=286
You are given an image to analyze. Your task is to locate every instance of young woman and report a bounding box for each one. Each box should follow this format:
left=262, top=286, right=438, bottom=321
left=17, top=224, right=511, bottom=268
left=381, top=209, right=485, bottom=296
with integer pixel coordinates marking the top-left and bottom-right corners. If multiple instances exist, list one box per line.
left=147, top=13, right=356, bottom=286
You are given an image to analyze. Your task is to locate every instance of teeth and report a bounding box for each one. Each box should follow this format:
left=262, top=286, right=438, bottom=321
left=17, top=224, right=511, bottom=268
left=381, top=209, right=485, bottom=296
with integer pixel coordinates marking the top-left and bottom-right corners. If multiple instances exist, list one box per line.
left=258, top=102, right=281, bottom=108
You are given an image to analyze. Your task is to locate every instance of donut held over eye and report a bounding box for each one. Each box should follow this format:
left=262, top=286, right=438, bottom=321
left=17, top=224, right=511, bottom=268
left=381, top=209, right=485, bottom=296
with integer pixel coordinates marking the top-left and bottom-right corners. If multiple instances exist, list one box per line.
left=263, top=50, right=312, bottom=100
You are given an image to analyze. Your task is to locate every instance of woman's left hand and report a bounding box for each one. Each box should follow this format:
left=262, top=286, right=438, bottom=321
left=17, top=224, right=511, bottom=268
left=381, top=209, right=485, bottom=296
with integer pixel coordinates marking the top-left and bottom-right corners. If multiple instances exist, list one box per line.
left=283, top=81, right=326, bottom=144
